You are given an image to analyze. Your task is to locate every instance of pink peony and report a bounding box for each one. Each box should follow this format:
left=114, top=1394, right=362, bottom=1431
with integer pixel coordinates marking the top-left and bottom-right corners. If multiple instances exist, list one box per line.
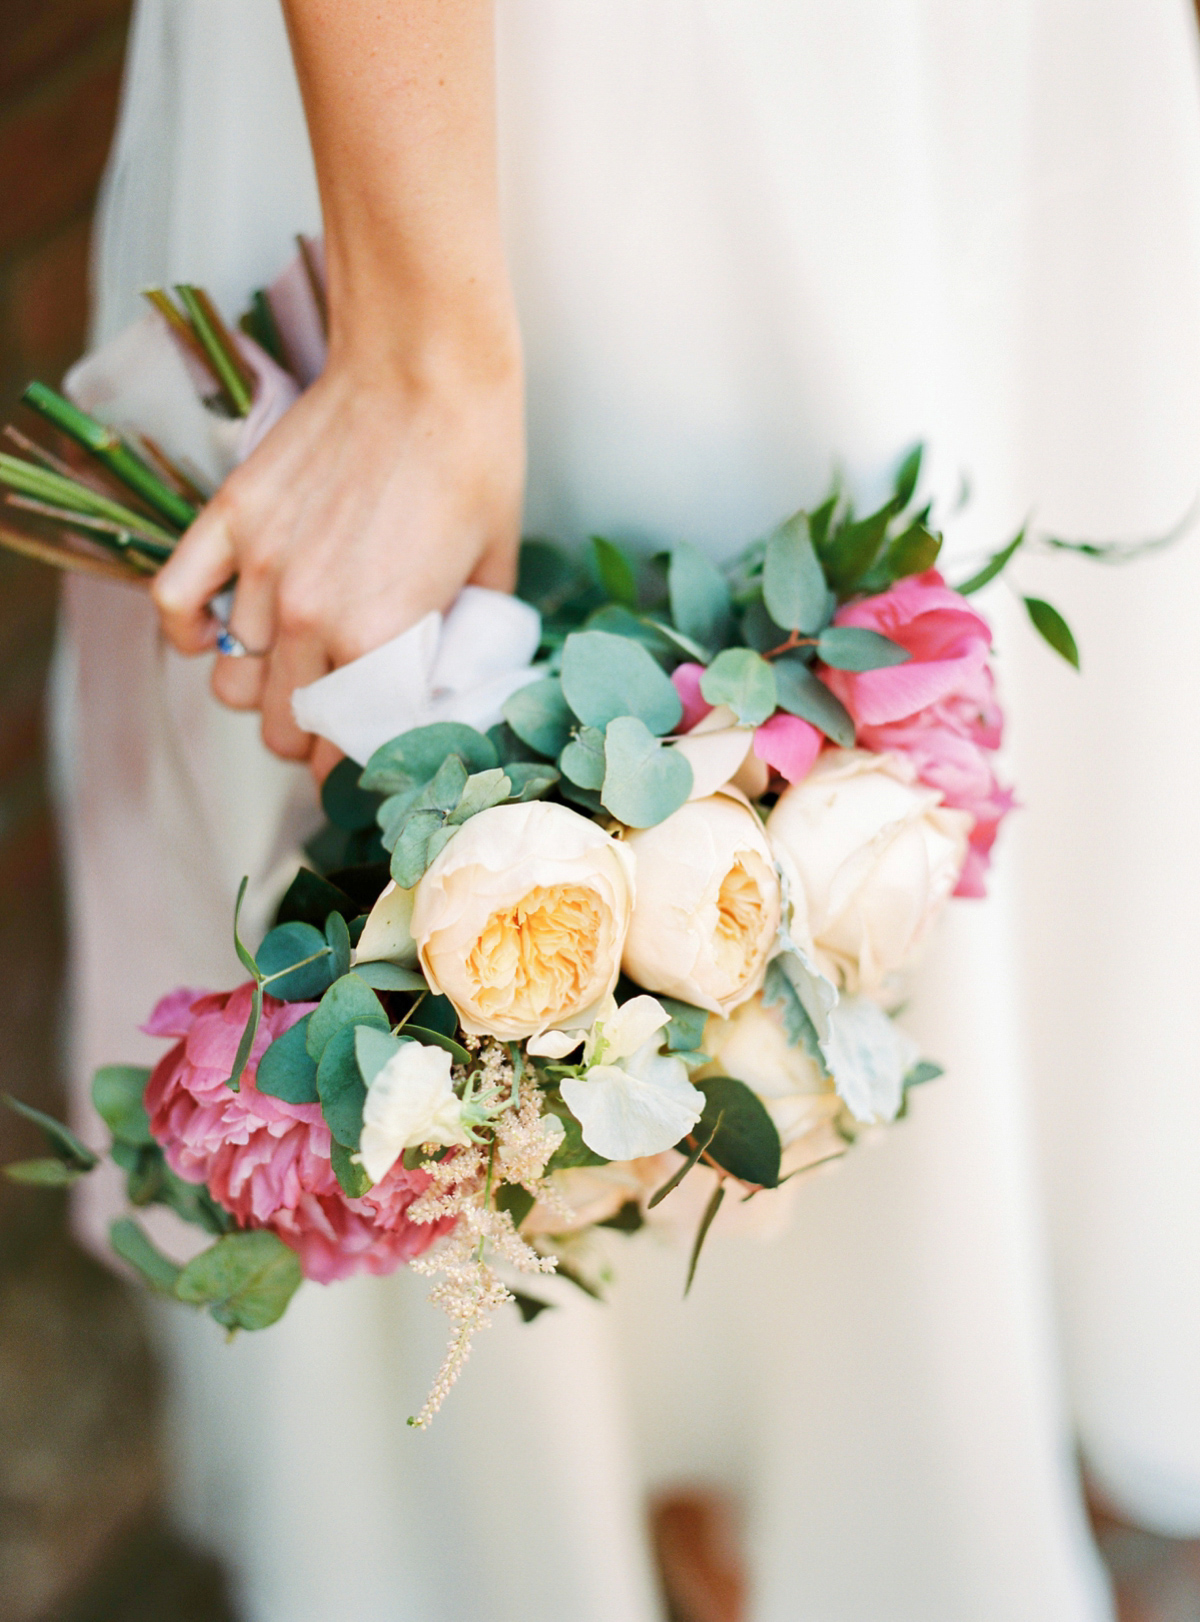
left=819, top=572, right=1013, bottom=895
left=671, top=662, right=822, bottom=787
left=143, top=984, right=453, bottom=1283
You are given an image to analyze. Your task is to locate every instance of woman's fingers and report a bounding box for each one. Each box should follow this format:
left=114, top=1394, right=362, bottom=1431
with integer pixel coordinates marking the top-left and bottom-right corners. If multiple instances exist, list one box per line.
left=260, top=633, right=330, bottom=760
left=210, top=561, right=280, bottom=710
left=152, top=504, right=239, bottom=653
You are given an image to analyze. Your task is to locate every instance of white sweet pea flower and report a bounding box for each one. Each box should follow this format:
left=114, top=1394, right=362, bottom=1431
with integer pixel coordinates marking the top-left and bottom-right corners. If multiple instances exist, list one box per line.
left=822, top=995, right=918, bottom=1124
left=356, top=1039, right=472, bottom=1183
left=556, top=995, right=703, bottom=1160
left=526, top=1028, right=584, bottom=1060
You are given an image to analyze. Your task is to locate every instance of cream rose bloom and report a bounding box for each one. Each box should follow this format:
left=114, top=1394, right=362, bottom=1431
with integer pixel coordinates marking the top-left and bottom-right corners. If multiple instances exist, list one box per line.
left=702, top=995, right=845, bottom=1177
left=619, top=791, right=781, bottom=1016
left=767, top=748, right=970, bottom=994
left=410, top=801, right=636, bottom=1039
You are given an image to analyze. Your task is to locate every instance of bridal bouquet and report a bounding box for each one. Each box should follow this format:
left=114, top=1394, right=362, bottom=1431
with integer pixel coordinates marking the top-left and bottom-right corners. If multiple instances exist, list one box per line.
left=2, top=263, right=1123, bottom=1425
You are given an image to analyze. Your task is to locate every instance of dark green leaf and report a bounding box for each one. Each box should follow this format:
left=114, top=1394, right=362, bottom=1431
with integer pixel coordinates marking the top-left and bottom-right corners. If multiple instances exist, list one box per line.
left=598, top=1199, right=644, bottom=1232
left=256, top=1015, right=319, bottom=1103
left=504, top=762, right=560, bottom=801
left=691, top=1076, right=781, bottom=1188
left=227, top=982, right=263, bottom=1092
left=495, top=1182, right=536, bottom=1229
left=275, top=868, right=359, bottom=930
left=822, top=505, right=891, bottom=594
left=351, top=961, right=428, bottom=992
left=956, top=530, right=1025, bottom=595
left=668, top=541, right=734, bottom=650
left=559, top=725, right=606, bottom=790
left=331, top=1140, right=373, bottom=1197
left=306, top=974, right=389, bottom=1063
left=584, top=604, right=677, bottom=660
left=316, top=1025, right=367, bottom=1149
left=360, top=723, right=497, bottom=795
left=486, top=720, right=531, bottom=766
left=3, top=1095, right=97, bottom=1169
left=517, top=537, right=588, bottom=614
left=699, top=647, right=777, bottom=726
left=739, top=597, right=788, bottom=653
left=544, top=1092, right=609, bottom=1171
left=561, top=630, right=683, bottom=735
left=320, top=756, right=381, bottom=831
left=816, top=626, right=911, bottom=671
left=324, top=910, right=352, bottom=980
left=772, top=657, right=856, bottom=747
left=883, top=522, right=942, bottom=581
left=601, top=716, right=693, bottom=827
left=175, top=1230, right=303, bottom=1331
left=256, top=921, right=334, bottom=1001
left=648, top=1111, right=722, bottom=1208
left=417, top=994, right=459, bottom=1037
left=807, top=494, right=839, bottom=550
left=110, top=1217, right=182, bottom=1293
left=511, top=1291, right=554, bottom=1324
left=4, top=1158, right=85, bottom=1186
left=503, top=677, right=575, bottom=758
left=91, top=1065, right=153, bottom=1146
left=559, top=779, right=605, bottom=814
left=590, top=535, right=639, bottom=607
left=684, top=1181, right=726, bottom=1296
left=1024, top=597, right=1080, bottom=669
left=892, top=443, right=923, bottom=508
left=762, top=513, right=828, bottom=634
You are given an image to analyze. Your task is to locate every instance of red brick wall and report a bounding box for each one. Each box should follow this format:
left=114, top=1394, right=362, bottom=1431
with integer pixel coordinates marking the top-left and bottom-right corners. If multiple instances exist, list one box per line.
left=0, top=0, right=132, bottom=1220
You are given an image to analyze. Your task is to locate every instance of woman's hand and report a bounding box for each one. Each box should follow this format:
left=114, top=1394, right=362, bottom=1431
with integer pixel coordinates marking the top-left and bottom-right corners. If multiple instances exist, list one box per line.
left=151, top=335, right=523, bottom=768
left=150, top=0, right=523, bottom=775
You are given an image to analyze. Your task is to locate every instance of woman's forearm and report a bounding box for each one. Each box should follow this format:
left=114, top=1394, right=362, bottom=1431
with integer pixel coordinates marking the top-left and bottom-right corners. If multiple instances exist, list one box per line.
left=281, top=0, right=518, bottom=379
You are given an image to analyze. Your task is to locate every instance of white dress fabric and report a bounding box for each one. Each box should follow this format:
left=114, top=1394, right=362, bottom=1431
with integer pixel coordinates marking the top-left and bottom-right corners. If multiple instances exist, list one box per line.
left=53, top=1, right=1200, bottom=1618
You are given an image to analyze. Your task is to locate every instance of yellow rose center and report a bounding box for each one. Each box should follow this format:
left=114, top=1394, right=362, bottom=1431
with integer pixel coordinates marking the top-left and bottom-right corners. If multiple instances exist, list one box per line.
left=466, top=883, right=606, bottom=1026
left=713, top=856, right=773, bottom=989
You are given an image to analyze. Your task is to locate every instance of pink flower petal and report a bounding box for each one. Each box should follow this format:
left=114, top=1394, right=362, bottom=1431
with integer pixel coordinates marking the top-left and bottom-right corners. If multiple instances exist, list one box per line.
left=671, top=662, right=713, bottom=732
left=753, top=712, right=823, bottom=784
left=141, top=986, right=209, bottom=1038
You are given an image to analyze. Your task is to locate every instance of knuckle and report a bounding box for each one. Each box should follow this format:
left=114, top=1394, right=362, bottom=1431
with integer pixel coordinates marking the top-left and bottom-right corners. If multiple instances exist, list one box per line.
left=276, top=580, right=323, bottom=640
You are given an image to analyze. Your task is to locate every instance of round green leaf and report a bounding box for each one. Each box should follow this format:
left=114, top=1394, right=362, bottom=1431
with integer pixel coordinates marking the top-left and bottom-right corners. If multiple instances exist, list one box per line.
left=320, top=756, right=382, bottom=831
left=91, top=1065, right=153, bottom=1146
left=559, top=725, right=606, bottom=790
left=361, top=723, right=497, bottom=794
left=503, top=677, right=575, bottom=758
left=175, top=1230, right=302, bottom=1331
left=699, top=647, right=778, bottom=726
left=561, top=630, right=683, bottom=735
left=256, top=1016, right=319, bottom=1104
left=601, top=716, right=693, bottom=827
left=257, top=922, right=334, bottom=1002
left=306, top=973, right=389, bottom=1064
left=316, top=1024, right=368, bottom=1149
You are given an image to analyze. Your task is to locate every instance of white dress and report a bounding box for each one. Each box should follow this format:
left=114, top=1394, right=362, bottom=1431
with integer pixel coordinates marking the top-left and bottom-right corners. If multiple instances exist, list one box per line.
left=55, top=2, right=1200, bottom=1618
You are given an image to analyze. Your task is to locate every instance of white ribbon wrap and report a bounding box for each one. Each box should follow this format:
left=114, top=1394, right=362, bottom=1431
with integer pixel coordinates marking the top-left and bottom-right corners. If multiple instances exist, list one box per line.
left=291, top=586, right=543, bottom=764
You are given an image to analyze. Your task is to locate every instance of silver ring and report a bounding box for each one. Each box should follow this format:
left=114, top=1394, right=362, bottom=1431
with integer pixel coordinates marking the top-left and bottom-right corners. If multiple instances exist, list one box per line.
left=216, top=628, right=269, bottom=659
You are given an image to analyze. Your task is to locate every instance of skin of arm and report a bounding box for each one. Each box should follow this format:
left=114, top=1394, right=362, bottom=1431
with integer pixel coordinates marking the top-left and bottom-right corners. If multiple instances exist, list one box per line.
left=151, top=0, right=524, bottom=773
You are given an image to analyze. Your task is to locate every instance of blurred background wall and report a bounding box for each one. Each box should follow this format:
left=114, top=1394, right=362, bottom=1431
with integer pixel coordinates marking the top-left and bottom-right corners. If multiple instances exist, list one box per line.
left=0, top=4, right=1198, bottom=1621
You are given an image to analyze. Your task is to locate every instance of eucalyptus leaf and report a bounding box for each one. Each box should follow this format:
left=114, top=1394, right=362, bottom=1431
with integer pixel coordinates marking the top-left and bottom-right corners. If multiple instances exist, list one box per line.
left=503, top=677, right=575, bottom=758
left=772, top=657, right=856, bottom=747
left=584, top=604, right=677, bottom=660
left=739, top=597, right=788, bottom=654
left=351, top=961, right=428, bottom=992
left=601, top=716, right=693, bottom=828
left=316, top=1025, right=368, bottom=1149
left=762, top=513, right=828, bottom=634
left=325, top=910, right=352, bottom=980
left=256, top=921, right=334, bottom=1001
left=361, top=722, right=497, bottom=794
left=354, top=1024, right=406, bottom=1088
left=3, top=1095, right=98, bottom=1170
left=331, top=1140, right=373, bottom=1197
left=256, top=1015, right=319, bottom=1103
left=668, top=541, right=734, bottom=650
left=504, top=762, right=560, bottom=801
left=517, top=537, right=588, bottom=614
left=658, top=996, right=709, bottom=1054
left=175, top=1229, right=302, bottom=1331
left=306, top=974, right=389, bottom=1064
left=691, top=1076, right=782, bottom=1188
left=389, top=808, right=446, bottom=888
left=559, top=725, right=606, bottom=790
left=417, top=994, right=460, bottom=1037
left=1024, top=597, right=1080, bottom=669
left=275, top=868, right=358, bottom=930
left=91, top=1065, right=153, bottom=1146
left=561, top=630, right=683, bottom=734
left=699, top=647, right=777, bottom=726
left=591, top=535, right=639, bottom=607
left=421, top=753, right=471, bottom=812
left=447, top=767, right=511, bottom=825
left=424, top=826, right=458, bottom=867
left=905, top=1059, right=945, bottom=1088
left=762, top=959, right=830, bottom=1077
left=110, top=1217, right=182, bottom=1294
left=816, top=626, right=911, bottom=672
